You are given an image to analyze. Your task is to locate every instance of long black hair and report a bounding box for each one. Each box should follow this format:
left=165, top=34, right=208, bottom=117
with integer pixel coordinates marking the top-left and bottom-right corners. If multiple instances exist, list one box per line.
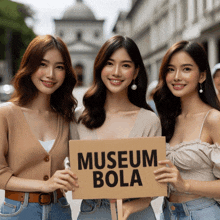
left=154, top=40, right=220, bottom=142
left=79, top=35, right=152, bottom=129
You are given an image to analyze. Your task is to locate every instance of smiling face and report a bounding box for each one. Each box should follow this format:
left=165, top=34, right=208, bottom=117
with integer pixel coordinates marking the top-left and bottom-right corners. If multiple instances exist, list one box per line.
left=165, top=51, right=206, bottom=98
left=101, top=47, right=138, bottom=96
left=31, top=48, right=66, bottom=97
left=213, top=69, right=220, bottom=93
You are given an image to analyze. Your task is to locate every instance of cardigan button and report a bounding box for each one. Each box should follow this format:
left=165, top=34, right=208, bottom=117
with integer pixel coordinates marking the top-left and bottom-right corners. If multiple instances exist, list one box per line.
left=43, top=175, right=49, bottom=181
left=44, top=156, right=49, bottom=162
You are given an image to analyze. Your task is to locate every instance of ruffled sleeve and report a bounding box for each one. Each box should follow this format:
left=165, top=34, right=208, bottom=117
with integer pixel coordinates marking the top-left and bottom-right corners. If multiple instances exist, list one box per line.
left=205, top=143, right=220, bottom=179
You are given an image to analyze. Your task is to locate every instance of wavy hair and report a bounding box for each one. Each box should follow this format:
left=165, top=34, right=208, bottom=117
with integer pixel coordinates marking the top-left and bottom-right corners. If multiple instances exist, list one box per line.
left=153, top=40, right=220, bottom=142
left=79, top=35, right=152, bottom=129
left=10, top=35, right=77, bottom=122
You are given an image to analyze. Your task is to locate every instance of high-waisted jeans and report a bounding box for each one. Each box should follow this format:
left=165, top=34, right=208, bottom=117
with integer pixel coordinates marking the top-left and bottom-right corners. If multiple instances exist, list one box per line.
left=77, top=199, right=156, bottom=220
left=160, top=197, right=220, bottom=220
left=0, top=191, right=72, bottom=220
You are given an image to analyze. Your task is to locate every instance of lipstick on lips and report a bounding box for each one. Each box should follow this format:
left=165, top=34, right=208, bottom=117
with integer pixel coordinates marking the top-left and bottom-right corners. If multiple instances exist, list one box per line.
left=172, top=83, right=185, bottom=90
left=109, top=78, right=123, bottom=86
left=41, top=80, right=56, bottom=88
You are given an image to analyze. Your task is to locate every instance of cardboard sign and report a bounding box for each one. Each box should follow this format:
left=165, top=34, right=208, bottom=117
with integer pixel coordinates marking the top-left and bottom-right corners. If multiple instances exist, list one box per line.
left=69, top=137, right=167, bottom=199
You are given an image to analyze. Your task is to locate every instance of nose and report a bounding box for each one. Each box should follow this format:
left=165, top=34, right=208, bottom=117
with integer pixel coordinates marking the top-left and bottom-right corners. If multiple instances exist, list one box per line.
left=174, top=69, right=182, bottom=81
left=46, top=67, right=54, bottom=78
left=112, top=65, right=121, bottom=77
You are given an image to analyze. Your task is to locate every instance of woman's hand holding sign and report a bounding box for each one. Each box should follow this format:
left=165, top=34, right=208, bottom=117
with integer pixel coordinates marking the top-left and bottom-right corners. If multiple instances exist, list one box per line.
left=154, top=160, right=190, bottom=193
left=42, top=169, right=79, bottom=193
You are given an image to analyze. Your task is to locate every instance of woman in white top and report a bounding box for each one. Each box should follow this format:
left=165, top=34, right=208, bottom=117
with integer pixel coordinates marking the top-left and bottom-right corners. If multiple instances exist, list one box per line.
left=154, top=40, right=220, bottom=219
left=74, top=35, right=161, bottom=220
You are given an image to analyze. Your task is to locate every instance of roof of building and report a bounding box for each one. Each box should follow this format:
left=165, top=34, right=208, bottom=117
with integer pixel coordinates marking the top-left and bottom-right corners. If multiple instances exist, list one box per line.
left=63, top=0, right=96, bottom=20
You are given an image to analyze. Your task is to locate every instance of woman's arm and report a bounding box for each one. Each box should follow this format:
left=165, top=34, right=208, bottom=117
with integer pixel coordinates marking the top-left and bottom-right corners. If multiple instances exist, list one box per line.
left=5, top=169, right=79, bottom=193
left=154, top=160, right=220, bottom=198
left=154, top=109, right=220, bottom=198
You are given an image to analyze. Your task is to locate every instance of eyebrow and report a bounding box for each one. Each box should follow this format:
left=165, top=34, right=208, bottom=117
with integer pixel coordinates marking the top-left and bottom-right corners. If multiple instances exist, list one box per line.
left=168, top=64, right=193, bottom=67
left=42, top=58, right=64, bottom=65
left=108, top=58, right=133, bottom=63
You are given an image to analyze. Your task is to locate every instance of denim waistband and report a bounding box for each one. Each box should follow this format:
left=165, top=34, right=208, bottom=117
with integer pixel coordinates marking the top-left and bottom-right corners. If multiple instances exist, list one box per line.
left=163, top=197, right=216, bottom=216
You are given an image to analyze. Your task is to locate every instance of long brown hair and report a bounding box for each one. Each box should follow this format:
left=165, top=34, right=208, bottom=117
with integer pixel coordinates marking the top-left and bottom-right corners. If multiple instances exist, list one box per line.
left=79, top=35, right=152, bottom=129
left=154, top=40, right=220, bottom=142
left=10, top=35, right=77, bottom=122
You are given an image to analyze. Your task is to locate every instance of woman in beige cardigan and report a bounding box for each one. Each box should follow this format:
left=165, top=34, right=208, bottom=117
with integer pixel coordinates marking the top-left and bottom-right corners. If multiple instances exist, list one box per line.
left=0, top=35, right=79, bottom=219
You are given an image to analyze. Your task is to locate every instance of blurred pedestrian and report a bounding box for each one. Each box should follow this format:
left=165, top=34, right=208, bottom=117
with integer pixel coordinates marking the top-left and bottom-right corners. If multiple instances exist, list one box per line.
left=147, top=80, right=158, bottom=115
left=154, top=40, right=220, bottom=220
left=212, top=63, right=220, bottom=101
left=72, top=35, right=161, bottom=220
left=0, top=35, right=79, bottom=220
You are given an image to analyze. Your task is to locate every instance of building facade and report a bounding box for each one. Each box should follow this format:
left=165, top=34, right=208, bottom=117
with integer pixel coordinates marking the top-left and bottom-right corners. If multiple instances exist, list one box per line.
left=113, top=0, right=220, bottom=83
left=54, top=0, right=105, bottom=86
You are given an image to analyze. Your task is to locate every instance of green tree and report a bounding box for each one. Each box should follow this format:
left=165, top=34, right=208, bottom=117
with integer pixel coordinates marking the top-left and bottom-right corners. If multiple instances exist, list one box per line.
left=0, top=0, right=36, bottom=78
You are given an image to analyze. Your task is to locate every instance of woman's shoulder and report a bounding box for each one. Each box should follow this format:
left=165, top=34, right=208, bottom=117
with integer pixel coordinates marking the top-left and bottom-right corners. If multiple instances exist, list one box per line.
left=140, top=108, right=160, bottom=122
left=205, top=108, right=220, bottom=127
left=0, top=102, right=15, bottom=115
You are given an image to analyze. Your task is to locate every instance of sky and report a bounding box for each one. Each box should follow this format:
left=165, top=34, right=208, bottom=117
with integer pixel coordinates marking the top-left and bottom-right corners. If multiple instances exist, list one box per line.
left=12, top=0, right=131, bottom=39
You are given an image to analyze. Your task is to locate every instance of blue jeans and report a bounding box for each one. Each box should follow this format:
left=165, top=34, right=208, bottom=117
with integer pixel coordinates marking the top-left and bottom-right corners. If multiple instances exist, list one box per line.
left=160, top=197, right=220, bottom=220
left=77, top=199, right=156, bottom=220
left=0, top=192, right=72, bottom=220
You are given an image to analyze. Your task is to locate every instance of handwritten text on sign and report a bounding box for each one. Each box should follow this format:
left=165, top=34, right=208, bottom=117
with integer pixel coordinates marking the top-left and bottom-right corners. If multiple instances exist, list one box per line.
left=69, top=137, right=167, bottom=199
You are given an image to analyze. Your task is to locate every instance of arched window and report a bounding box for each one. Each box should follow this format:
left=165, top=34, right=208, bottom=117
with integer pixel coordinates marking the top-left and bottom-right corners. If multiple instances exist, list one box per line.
left=59, top=30, right=64, bottom=37
left=77, top=32, right=82, bottom=41
left=75, top=64, right=84, bottom=86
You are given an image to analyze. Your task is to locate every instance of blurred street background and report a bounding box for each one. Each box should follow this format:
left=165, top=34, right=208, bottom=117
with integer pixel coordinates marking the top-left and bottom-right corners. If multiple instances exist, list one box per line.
left=1, top=0, right=220, bottom=219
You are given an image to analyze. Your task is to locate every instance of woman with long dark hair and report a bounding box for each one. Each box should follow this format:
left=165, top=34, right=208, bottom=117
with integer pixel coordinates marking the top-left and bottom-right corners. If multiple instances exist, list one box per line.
left=154, top=40, right=220, bottom=219
left=0, top=35, right=79, bottom=220
left=73, top=35, right=161, bottom=220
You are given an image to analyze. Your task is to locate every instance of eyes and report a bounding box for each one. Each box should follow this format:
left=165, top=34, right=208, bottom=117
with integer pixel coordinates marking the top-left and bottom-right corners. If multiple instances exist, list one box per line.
left=40, top=62, right=65, bottom=70
left=105, top=60, right=132, bottom=68
left=167, top=66, right=192, bottom=73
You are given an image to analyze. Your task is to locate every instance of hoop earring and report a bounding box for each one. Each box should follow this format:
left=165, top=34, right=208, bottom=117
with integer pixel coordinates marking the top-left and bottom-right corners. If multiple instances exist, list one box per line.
left=199, top=83, right=203, bottom=93
left=131, top=80, right=137, bottom=90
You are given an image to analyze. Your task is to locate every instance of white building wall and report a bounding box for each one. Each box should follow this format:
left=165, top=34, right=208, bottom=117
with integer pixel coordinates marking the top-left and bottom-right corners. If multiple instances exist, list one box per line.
left=113, top=0, right=220, bottom=83
left=55, top=22, right=104, bottom=46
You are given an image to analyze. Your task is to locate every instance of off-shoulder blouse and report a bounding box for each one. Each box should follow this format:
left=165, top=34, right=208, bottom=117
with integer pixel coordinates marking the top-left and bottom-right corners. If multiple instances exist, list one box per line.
left=166, top=110, right=220, bottom=200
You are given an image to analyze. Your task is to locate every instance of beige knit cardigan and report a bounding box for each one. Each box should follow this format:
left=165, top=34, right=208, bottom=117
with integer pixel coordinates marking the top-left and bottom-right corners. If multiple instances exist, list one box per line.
left=0, top=102, right=78, bottom=189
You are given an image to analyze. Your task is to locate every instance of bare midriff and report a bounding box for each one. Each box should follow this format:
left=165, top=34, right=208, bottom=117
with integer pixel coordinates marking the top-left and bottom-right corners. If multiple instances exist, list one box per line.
left=169, top=193, right=202, bottom=203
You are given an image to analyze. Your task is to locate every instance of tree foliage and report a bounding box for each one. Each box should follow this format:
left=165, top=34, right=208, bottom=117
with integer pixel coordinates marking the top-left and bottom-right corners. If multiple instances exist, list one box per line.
left=0, top=0, right=36, bottom=75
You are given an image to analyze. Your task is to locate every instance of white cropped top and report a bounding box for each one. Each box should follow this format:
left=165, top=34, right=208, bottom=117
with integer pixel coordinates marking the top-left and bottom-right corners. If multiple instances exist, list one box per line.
left=39, top=139, right=55, bottom=153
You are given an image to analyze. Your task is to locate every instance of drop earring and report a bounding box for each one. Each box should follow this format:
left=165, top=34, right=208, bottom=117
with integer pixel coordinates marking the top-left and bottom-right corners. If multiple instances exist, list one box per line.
left=131, top=80, right=137, bottom=90
left=199, top=83, right=203, bottom=93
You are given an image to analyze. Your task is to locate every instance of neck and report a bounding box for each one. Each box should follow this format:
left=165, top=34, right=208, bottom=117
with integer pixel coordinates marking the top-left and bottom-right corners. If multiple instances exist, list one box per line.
left=180, top=92, right=207, bottom=116
left=25, top=93, right=52, bottom=112
left=104, top=91, right=134, bottom=113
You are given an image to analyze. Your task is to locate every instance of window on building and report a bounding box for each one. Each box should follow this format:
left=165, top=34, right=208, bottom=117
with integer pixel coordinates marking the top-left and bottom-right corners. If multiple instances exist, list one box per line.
left=146, top=65, right=152, bottom=81
left=59, top=31, right=64, bottom=38
left=181, top=0, right=188, bottom=24
left=194, top=0, right=198, bottom=21
left=203, top=0, right=207, bottom=11
left=77, top=32, right=82, bottom=41
left=218, top=39, right=220, bottom=63
left=75, top=64, right=84, bottom=86
left=94, top=31, right=100, bottom=38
